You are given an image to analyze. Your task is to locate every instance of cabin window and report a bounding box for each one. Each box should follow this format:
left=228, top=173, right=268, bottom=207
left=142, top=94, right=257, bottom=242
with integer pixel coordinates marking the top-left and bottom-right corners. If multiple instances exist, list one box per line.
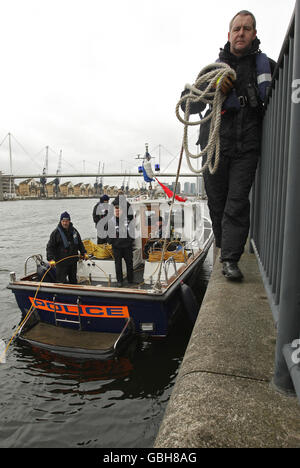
left=171, top=207, right=184, bottom=237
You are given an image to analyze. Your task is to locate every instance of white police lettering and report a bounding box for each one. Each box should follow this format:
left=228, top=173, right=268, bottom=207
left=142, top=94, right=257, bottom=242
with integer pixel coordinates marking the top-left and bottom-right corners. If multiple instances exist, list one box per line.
left=292, top=79, right=300, bottom=104
left=291, top=339, right=300, bottom=365
left=0, top=339, right=6, bottom=363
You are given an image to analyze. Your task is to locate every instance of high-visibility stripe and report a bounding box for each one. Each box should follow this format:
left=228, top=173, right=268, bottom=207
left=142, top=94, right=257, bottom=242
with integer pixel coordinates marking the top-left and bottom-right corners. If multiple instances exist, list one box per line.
left=257, top=73, right=272, bottom=85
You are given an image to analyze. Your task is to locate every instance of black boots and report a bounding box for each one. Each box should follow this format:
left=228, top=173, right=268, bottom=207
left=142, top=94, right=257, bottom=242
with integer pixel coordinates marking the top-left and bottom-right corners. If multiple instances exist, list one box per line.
left=222, top=261, right=244, bottom=281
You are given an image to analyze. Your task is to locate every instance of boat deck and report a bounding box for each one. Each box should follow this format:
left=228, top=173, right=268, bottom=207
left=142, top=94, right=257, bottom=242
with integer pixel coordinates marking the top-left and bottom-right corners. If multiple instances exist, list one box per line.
left=78, top=263, right=150, bottom=289
left=21, top=322, right=120, bottom=350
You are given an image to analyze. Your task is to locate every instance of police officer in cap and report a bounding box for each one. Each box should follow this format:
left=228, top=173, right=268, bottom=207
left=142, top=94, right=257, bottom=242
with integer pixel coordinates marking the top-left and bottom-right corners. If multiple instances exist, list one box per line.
left=92, top=194, right=110, bottom=244
left=108, top=195, right=135, bottom=287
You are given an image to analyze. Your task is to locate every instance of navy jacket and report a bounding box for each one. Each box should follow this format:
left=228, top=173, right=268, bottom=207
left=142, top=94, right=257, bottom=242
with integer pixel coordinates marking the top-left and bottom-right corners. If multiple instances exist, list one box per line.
left=46, top=222, right=86, bottom=264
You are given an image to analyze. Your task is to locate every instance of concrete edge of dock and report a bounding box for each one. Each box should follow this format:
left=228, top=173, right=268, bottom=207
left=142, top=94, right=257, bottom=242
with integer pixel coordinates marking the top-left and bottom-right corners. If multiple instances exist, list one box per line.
left=154, top=248, right=300, bottom=448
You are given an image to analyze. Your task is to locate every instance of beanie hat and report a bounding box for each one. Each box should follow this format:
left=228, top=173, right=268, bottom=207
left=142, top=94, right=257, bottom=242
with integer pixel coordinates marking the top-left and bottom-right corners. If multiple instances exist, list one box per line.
left=60, top=211, right=71, bottom=221
left=100, top=194, right=109, bottom=203
left=112, top=196, right=120, bottom=207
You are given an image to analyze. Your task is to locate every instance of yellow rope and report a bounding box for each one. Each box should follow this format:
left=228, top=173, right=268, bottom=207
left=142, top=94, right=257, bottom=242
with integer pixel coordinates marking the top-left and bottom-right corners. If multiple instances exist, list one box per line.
left=148, top=241, right=188, bottom=263
left=83, top=239, right=113, bottom=259
left=0, top=254, right=81, bottom=363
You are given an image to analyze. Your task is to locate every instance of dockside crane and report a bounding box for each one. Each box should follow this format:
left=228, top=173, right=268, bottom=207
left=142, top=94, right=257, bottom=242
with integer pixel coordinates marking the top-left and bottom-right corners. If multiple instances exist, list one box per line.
left=54, top=150, right=62, bottom=197
left=125, top=173, right=130, bottom=194
left=94, top=161, right=101, bottom=196
left=40, top=146, right=48, bottom=197
left=100, top=163, right=104, bottom=195
left=121, top=171, right=126, bottom=192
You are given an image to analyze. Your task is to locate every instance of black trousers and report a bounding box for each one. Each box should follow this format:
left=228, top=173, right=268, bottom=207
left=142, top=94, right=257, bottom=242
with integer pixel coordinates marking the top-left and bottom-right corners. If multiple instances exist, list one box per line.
left=56, top=262, right=78, bottom=284
left=203, top=149, right=259, bottom=263
left=112, top=245, right=133, bottom=283
left=97, top=237, right=108, bottom=245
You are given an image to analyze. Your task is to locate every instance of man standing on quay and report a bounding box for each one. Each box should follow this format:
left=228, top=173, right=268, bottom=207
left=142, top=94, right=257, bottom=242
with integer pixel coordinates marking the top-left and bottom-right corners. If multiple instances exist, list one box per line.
left=184, top=10, right=275, bottom=280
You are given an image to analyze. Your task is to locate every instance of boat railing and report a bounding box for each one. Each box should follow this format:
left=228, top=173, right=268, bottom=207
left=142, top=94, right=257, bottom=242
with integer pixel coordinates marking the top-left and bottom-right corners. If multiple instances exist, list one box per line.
left=164, top=256, right=177, bottom=283
left=113, top=316, right=135, bottom=351
left=250, top=2, right=300, bottom=400
left=24, top=254, right=43, bottom=276
left=185, top=237, right=203, bottom=253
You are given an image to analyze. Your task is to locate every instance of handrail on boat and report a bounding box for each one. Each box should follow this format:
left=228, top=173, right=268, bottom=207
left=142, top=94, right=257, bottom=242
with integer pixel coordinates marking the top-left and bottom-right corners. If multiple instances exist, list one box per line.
left=113, top=317, right=135, bottom=351
left=24, top=254, right=43, bottom=276
left=164, top=256, right=177, bottom=283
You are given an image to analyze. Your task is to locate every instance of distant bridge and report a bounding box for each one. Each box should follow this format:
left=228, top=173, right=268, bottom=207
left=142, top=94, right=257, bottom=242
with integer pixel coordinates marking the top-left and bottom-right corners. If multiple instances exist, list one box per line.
left=10, top=172, right=201, bottom=180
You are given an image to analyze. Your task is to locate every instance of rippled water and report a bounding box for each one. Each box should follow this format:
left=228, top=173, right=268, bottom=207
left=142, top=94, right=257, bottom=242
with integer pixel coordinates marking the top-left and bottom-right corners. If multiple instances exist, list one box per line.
left=0, top=198, right=212, bottom=448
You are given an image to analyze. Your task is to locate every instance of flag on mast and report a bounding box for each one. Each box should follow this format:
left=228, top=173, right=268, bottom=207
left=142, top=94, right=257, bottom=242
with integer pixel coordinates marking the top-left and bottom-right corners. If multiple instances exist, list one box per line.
left=155, top=178, right=187, bottom=202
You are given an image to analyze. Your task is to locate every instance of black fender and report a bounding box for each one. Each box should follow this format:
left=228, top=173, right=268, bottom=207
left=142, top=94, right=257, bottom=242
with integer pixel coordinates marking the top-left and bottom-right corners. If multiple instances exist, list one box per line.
left=180, top=282, right=199, bottom=324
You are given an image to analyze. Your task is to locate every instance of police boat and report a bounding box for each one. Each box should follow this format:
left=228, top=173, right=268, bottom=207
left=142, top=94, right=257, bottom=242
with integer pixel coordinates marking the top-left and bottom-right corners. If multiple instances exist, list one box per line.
left=7, top=196, right=212, bottom=359
left=7, top=147, right=213, bottom=359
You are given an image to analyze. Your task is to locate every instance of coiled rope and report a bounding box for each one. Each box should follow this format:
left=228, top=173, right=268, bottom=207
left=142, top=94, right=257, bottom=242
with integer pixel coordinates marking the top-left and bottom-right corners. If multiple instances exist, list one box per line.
left=175, top=62, right=236, bottom=175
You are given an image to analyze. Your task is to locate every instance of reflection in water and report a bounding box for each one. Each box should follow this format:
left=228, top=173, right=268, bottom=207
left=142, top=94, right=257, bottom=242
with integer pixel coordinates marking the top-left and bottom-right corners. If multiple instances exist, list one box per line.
left=13, top=311, right=193, bottom=400
left=1, top=314, right=195, bottom=448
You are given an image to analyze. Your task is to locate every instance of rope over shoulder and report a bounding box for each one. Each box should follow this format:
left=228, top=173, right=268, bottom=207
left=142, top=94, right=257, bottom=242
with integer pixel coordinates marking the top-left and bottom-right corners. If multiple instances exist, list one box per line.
left=176, top=62, right=236, bottom=175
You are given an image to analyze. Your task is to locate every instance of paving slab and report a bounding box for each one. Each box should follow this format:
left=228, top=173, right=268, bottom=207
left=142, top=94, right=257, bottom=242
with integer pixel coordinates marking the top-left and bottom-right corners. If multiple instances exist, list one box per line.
left=155, top=250, right=300, bottom=448
left=155, top=372, right=300, bottom=448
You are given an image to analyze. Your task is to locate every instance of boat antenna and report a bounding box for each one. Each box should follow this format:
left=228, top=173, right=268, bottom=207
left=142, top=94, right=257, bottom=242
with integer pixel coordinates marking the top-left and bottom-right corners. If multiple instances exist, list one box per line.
left=154, top=144, right=185, bottom=292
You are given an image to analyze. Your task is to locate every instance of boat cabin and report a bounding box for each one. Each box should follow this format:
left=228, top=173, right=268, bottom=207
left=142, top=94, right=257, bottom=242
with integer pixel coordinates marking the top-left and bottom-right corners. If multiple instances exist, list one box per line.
left=76, top=198, right=210, bottom=289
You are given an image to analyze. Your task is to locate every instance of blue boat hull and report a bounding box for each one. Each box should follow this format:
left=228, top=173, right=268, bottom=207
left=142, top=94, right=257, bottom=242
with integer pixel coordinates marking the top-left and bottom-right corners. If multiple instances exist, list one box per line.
left=9, top=241, right=212, bottom=339
left=13, top=289, right=173, bottom=337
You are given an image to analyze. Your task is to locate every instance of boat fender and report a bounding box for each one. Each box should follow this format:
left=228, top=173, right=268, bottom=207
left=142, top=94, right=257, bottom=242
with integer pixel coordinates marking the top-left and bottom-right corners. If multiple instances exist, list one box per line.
left=37, top=260, right=56, bottom=283
left=180, top=282, right=199, bottom=324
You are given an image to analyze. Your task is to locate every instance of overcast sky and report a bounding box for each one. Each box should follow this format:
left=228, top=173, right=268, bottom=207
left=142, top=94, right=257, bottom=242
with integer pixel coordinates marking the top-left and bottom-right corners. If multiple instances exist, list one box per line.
left=0, top=0, right=296, bottom=187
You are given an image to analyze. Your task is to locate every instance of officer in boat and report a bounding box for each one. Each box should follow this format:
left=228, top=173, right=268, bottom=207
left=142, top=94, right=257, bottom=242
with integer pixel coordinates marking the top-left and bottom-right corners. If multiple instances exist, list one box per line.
left=108, top=195, right=135, bottom=287
left=92, top=194, right=110, bottom=244
left=46, top=211, right=88, bottom=284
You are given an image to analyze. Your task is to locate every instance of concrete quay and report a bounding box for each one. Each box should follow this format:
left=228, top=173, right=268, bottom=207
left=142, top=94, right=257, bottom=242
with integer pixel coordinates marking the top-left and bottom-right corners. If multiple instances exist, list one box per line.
left=155, top=249, right=300, bottom=448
